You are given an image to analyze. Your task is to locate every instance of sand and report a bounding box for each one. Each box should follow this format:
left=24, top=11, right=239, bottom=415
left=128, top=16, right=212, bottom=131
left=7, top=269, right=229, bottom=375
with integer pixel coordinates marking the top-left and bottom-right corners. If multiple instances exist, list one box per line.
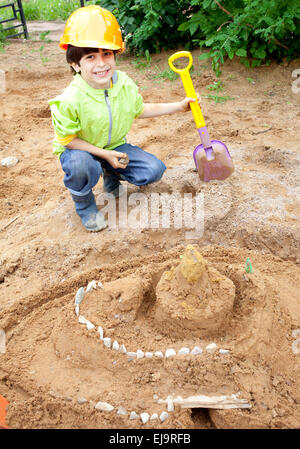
left=0, top=37, right=300, bottom=429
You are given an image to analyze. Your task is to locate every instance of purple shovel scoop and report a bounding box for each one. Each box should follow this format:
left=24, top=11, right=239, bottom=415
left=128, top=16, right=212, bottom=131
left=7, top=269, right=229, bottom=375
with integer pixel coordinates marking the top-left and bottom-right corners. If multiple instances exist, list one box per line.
left=193, top=127, right=234, bottom=182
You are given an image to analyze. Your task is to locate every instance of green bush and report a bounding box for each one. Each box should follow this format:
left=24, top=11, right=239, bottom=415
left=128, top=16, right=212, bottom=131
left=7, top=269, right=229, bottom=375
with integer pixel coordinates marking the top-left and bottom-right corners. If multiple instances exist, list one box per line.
left=97, top=0, right=300, bottom=75
left=96, top=0, right=195, bottom=53
left=178, top=0, right=300, bottom=76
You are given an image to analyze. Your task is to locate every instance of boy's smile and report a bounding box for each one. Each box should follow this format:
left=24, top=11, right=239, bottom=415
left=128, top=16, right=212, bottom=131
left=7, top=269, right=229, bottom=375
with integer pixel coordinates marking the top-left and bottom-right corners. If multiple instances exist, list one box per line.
left=73, top=49, right=116, bottom=89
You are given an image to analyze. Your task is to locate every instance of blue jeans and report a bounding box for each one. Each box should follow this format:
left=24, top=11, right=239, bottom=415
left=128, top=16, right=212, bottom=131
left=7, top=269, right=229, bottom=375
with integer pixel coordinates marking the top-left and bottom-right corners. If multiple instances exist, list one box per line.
left=59, top=143, right=166, bottom=196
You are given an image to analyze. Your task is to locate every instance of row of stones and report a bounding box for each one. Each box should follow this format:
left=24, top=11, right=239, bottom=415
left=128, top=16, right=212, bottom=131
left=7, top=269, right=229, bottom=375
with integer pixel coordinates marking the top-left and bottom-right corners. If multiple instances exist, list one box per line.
left=74, top=282, right=231, bottom=360
left=94, top=400, right=170, bottom=424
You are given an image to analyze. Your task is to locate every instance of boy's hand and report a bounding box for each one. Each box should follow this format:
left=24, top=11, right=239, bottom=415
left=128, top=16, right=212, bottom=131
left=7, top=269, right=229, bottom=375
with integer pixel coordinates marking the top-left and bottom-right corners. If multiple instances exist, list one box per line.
left=180, top=93, right=201, bottom=112
left=104, top=150, right=129, bottom=169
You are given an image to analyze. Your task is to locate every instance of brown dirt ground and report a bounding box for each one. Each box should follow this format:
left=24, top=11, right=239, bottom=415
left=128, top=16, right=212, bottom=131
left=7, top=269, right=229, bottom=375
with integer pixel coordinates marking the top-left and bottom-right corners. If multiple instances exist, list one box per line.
left=0, top=33, right=300, bottom=429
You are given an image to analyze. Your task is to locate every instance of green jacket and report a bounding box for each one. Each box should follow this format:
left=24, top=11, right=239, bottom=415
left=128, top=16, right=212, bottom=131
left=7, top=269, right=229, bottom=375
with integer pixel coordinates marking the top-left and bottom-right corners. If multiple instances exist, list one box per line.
left=48, top=71, right=144, bottom=156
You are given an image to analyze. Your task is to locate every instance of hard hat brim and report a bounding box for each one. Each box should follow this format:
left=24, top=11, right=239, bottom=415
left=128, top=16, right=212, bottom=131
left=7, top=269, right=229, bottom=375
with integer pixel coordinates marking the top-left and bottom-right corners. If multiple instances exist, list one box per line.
left=60, top=40, right=125, bottom=52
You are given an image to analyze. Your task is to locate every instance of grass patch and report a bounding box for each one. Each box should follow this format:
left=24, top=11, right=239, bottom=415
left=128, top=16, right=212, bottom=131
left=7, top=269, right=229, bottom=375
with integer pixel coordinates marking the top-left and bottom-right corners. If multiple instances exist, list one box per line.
left=132, top=50, right=152, bottom=70
left=203, top=94, right=235, bottom=104
left=0, top=0, right=98, bottom=23
left=152, top=66, right=178, bottom=81
left=206, top=80, right=224, bottom=93
left=21, top=0, right=92, bottom=21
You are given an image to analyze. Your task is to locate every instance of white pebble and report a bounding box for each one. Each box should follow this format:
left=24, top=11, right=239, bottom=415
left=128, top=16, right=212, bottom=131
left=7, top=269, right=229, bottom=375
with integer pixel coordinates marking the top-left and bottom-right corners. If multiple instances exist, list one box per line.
left=129, top=411, right=139, bottom=420
left=117, top=407, right=127, bottom=415
left=78, top=315, right=87, bottom=324
left=77, top=398, right=88, bottom=405
left=112, top=341, right=119, bottom=351
left=86, top=320, right=95, bottom=330
left=97, top=326, right=104, bottom=340
left=119, top=344, right=127, bottom=353
left=191, top=346, right=203, bottom=355
left=206, top=343, right=217, bottom=353
left=86, top=280, right=97, bottom=292
left=97, top=281, right=103, bottom=288
left=140, top=412, right=149, bottom=424
left=103, top=337, right=111, bottom=348
left=154, top=351, right=164, bottom=358
left=0, top=329, right=6, bottom=354
left=219, top=349, right=230, bottom=354
left=165, top=348, right=176, bottom=358
left=95, top=401, right=114, bottom=412
left=127, top=352, right=137, bottom=360
left=1, top=156, right=18, bottom=168
left=136, top=349, right=144, bottom=359
left=145, top=352, right=153, bottom=358
left=178, top=347, right=190, bottom=355
left=150, top=413, right=158, bottom=420
left=75, top=287, right=85, bottom=304
left=160, top=411, right=169, bottom=422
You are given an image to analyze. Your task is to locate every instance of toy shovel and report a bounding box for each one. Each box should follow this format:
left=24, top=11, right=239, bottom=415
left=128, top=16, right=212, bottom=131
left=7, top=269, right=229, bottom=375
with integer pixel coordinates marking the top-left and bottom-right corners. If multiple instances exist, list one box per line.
left=168, top=51, right=234, bottom=182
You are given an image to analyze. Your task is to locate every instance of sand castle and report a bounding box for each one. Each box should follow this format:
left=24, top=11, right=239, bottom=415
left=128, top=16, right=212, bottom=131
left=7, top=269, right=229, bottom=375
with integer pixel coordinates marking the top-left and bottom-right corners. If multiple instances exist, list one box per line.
left=154, top=245, right=236, bottom=338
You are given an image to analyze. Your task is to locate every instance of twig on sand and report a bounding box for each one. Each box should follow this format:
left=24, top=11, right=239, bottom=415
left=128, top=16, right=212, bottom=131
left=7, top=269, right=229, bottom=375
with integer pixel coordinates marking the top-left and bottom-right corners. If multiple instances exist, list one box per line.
left=251, top=127, right=273, bottom=135
left=0, top=215, right=19, bottom=232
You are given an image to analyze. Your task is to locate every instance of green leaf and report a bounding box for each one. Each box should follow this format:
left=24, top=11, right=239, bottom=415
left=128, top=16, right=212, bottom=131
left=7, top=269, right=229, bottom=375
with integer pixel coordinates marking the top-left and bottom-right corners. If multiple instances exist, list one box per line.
left=228, top=50, right=235, bottom=60
left=205, top=37, right=216, bottom=46
left=236, top=48, right=247, bottom=57
left=252, top=47, right=266, bottom=59
left=198, top=52, right=212, bottom=60
left=190, top=22, right=198, bottom=36
left=203, top=0, right=212, bottom=9
left=251, top=59, right=262, bottom=67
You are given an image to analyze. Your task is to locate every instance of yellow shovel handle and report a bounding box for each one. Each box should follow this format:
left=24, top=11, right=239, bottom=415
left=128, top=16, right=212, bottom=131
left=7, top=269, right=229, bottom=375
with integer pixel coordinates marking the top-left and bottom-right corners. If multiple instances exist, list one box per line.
left=168, top=51, right=206, bottom=129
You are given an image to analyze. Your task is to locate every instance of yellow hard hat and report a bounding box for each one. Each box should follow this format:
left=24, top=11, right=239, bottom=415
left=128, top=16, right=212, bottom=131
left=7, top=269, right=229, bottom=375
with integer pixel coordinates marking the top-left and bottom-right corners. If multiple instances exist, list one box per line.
left=59, top=5, right=125, bottom=52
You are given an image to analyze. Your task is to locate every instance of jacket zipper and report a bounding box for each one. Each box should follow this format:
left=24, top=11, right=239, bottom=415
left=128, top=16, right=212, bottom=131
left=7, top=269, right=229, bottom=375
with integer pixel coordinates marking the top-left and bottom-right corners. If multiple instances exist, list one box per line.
left=104, top=90, right=112, bottom=147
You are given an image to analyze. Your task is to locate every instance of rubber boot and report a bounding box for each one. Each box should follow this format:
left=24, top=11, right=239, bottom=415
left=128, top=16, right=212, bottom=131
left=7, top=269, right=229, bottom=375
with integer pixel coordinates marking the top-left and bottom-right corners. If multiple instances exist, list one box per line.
left=71, top=191, right=107, bottom=232
left=102, top=168, right=125, bottom=198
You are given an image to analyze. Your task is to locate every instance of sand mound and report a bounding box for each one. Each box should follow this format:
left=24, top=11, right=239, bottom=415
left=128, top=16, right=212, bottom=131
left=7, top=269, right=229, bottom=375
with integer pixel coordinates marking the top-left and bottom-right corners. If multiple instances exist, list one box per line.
left=155, top=245, right=235, bottom=338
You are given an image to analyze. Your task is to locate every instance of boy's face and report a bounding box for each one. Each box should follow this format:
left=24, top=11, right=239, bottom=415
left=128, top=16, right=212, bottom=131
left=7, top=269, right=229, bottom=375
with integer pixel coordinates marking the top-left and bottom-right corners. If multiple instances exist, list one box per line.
left=72, top=48, right=116, bottom=89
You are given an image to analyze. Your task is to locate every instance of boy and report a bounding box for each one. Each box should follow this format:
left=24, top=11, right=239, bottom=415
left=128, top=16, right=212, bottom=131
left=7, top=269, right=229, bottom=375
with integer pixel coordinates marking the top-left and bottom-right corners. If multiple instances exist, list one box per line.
left=49, top=5, right=196, bottom=232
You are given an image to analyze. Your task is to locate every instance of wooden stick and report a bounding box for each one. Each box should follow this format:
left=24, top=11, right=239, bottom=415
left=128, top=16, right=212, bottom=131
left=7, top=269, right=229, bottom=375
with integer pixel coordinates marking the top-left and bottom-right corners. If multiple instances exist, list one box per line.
left=251, top=127, right=273, bottom=135
left=159, top=394, right=251, bottom=409
left=0, top=215, right=19, bottom=232
left=217, top=21, right=232, bottom=32
left=213, top=0, right=233, bottom=17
